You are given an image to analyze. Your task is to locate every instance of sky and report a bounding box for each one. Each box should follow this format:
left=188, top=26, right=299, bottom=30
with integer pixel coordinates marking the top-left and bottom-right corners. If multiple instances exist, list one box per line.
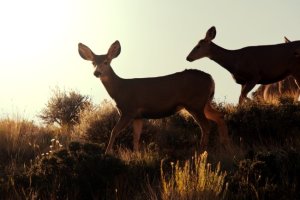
left=0, top=0, right=300, bottom=121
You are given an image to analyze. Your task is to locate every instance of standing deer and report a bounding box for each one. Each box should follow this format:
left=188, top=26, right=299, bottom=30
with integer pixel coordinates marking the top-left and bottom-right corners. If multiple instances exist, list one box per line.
left=252, top=75, right=300, bottom=102
left=186, top=26, right=300, bottom=104
left=252, top=37, right=300, bottom=102
left=78, top=41, right=229, bottom=154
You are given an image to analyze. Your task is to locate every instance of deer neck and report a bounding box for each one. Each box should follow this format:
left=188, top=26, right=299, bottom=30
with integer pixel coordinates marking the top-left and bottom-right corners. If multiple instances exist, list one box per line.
left=210, top=43, right=238, bottom=73
left=100, top=67, right=123, bottom=99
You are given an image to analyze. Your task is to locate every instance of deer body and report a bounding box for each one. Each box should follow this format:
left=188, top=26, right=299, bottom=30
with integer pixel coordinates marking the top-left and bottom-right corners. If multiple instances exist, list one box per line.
left=187, top=26, right=300, bottom=103
left=252, top=38, right=300, bottom=102
left=110, top=70, right=213, bottom=119
left=78, top=41, right=229, bottom=154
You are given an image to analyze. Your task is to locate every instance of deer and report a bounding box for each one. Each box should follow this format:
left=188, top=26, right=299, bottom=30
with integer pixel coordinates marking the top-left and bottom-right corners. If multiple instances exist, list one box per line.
left=252, top=37, right=300, bottom=102
left=252, top=75, right=300, bottom=102
left=186, top=26, right=300, bottom=104
left=78, top=40, right=229, bottom=154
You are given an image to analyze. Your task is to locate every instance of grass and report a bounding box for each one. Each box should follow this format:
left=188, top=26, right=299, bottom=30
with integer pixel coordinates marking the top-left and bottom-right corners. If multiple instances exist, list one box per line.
left=0, top=100, right=300, bottom=199
left=161, top=151, right=227, bottom=200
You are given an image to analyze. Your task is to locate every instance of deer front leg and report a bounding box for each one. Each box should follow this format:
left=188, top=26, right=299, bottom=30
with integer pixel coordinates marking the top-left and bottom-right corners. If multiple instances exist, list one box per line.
left=105, top=116, right=131, bottom=155
left=132, top=119, right=143, bottom=151
left=239, top=82, right=257, bottom=104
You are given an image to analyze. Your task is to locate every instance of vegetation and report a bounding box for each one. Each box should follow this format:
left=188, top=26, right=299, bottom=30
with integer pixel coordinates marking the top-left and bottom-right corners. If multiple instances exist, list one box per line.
left=39, top=87, right=91, bottom=130
left=0, top=94, right=300, bottom=199
left=161, top=151, right=227, bottom=200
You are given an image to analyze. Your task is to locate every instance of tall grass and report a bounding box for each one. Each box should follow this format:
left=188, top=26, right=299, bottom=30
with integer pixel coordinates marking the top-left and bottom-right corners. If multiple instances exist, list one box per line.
left=0, top=117, right=69, bottom=179
left=161, top=151, right=227, bottom=200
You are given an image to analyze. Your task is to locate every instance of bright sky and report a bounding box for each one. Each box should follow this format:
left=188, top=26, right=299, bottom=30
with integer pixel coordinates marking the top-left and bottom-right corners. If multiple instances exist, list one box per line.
left=0, top=0, right=300, bottom=120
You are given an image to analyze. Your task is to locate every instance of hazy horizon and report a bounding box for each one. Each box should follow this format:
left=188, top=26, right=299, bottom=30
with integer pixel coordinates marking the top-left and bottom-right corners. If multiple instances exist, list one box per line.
left=1, top=0, right=300, bottom=121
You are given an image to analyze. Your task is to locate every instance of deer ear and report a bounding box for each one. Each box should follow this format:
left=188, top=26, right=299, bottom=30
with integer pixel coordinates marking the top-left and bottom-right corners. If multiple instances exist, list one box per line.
left=78, top=43, right=95, bottom=61
left=284, top=36, right=291, bottom=43
left=205, top=26, right=216, bottom=41
left=107, top=40, right=121, bottom=60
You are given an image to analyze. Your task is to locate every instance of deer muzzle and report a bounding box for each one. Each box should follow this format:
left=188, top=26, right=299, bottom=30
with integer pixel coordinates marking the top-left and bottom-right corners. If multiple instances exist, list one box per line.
left=186, top=56, right=194, bottom=62
left=94, top=71, right=101, bottom=77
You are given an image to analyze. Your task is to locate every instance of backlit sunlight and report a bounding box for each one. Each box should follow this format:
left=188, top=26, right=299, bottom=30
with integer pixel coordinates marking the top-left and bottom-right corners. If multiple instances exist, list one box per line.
left=0, top=0, right=70, bottom=61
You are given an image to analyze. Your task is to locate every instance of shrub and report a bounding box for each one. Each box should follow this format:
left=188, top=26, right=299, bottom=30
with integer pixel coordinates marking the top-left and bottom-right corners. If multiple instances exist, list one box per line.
left=225, top=101, right=300, bottom=147
left=74, top=100, right=165, bottom=152
left=161, top=151, right=227, bottom=200
left=226, top=149, right=300, bottom=200
left=74, top=100, right=134, bottom=148
left=74, top=100, right=221, bottom=157
left=39, top=88, right=91, bottom=130
left=4, top=142, right=162, bottom=200
left=10, top=142, right=125, bottom=199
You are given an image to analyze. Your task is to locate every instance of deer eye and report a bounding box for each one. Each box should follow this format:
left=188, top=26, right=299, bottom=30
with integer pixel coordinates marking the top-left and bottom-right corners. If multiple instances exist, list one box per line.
left=104, top=61, right=108, bottom=65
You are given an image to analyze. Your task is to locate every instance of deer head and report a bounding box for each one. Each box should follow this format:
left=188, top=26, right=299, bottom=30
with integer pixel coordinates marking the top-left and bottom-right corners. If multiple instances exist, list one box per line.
left=78, top=41, right=121, bottom=78
left=186, top=26, right=216, bottom=62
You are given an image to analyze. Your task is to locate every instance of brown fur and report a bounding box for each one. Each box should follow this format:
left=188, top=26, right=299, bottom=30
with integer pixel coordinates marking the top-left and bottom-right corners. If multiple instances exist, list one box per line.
left=187, top=26, right=300, bottom=104
left=78, top=41, right=229, bottom=154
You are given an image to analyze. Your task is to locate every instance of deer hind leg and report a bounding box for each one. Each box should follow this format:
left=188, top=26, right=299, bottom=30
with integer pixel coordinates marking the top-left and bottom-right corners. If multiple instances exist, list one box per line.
left=105, top=116, right=131, bottom=155
left=132, top=119, right=143, bottom=151
left=188, top=109, right=211, bottom=151
left=239, top=83, right=257, bottom=104
left=293, top=75, right=300, bottom=101
left=263, top=84, right=271, bottom=102
left=204, top=103, right=230, bottom=147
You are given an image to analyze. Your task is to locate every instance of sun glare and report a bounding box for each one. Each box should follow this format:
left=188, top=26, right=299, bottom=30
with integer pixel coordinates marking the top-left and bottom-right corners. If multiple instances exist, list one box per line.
left=0, top=0, right=70, bottom=61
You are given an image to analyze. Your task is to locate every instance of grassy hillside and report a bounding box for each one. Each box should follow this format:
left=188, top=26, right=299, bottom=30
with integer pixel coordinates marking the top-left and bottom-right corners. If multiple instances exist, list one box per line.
left=0, top=100, right=299, bottom=199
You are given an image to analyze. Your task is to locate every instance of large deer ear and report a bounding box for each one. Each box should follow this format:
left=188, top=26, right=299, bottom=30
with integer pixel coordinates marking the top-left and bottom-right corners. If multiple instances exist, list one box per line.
left=78, top=43, right=95, bottom=61
left=107, top=40, right=121, bottom=60
left=205, top=26, right=216, bottom=41
left=284, top=36, right=291, bottom=43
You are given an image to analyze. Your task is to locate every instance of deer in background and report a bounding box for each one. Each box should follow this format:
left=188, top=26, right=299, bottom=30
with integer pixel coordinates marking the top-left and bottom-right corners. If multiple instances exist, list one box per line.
left=252, top=75, right=300, bottom=102
left=78, top=41, right=229, bottom=154
left=186, top=26, right=300, bottom=104
left=252, top=37, right=300, bottom=102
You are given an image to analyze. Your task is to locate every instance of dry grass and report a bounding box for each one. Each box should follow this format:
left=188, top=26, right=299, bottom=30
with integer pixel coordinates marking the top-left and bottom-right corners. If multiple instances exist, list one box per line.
left=0, top=116, right=69, bottom=177
left=161, top=151, right=227, bottom=200
left=1, top=100, right=300, bottom=199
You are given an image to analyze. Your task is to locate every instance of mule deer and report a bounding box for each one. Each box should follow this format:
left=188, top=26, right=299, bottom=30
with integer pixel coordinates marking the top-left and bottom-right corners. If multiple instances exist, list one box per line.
left=78, top=41, right=229, bottom=154
left=252, top=75, right=300, bottom=102
left=252, top=37, right=300, bottom=102
left=186, top=26, right=300, bottom=104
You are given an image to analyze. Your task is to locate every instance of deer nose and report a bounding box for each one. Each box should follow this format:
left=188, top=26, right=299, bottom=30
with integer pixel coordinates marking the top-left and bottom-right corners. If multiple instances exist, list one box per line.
left=94, top=71, right=101, bottom=77
left=186, top=57, right=193, bottom=62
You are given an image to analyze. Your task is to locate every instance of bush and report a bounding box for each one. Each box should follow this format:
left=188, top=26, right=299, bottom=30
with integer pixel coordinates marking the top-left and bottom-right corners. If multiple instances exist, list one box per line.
left=39, top=88, right=91, bottom=130
left=226, top=149, right=300, bottom=200
left=74, top=100, right=134, bottom=148
left=161, top=151, right=227, bottom=200
left=75, top=101, right=210, bottom=157
left=10, top=142, right=125, bottom=199
left=3, top=141, right=162, bottom=200
left=225, top=101, right=300, bottom=147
